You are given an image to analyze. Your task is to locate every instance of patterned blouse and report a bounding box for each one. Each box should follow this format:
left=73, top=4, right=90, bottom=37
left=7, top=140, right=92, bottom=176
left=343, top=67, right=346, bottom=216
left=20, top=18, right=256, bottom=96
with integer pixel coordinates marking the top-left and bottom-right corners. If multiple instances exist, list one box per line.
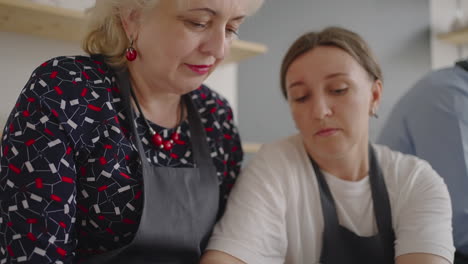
left=0, top=55, right=243, bottom=263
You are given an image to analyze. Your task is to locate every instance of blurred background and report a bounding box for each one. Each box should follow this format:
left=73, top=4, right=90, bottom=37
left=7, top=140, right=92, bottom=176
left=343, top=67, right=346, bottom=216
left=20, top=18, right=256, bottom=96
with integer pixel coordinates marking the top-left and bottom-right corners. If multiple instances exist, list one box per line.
left=0, top=0, right=467, bottom=153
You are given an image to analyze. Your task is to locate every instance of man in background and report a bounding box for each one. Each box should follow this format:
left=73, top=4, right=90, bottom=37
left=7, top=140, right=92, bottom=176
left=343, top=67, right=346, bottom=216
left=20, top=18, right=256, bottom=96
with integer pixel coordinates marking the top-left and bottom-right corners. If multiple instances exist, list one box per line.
left=378, top=60, right=468, bottom=264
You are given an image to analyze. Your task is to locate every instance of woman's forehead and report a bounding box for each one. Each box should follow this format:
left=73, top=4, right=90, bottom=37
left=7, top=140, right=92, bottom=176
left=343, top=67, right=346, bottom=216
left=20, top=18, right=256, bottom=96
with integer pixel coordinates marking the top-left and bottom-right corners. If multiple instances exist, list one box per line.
left=173, top=0, right=254, bottom=16
left=290, top=47, right=356, bottom=73
left=285, top=47, right=367, bottom=84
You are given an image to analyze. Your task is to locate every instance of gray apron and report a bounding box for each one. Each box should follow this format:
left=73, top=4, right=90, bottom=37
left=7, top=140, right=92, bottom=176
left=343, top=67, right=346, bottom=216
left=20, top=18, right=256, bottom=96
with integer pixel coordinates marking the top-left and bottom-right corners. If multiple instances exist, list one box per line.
left=80, top=70, right=219, bottom=263
left=311, top=145, right=395, bottom=264
left=456, top=252, right=468, bottom=264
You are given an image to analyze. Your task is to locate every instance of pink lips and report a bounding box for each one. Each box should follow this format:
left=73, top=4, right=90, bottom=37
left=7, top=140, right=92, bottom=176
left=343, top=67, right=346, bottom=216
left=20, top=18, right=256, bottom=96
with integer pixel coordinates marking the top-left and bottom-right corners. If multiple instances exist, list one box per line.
left=315, top=128, right=340, bottom=137
left=185, top=64, right=213, bottom=75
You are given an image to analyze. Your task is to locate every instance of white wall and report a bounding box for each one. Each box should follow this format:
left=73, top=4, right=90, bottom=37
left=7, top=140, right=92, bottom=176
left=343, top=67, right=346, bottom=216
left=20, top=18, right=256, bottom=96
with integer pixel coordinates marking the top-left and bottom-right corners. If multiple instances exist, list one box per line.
left=0, top=31, right=238, bottom=130
left=204, top=64, right=238, bottom=120
left=0, top=32, right=82, bottom=129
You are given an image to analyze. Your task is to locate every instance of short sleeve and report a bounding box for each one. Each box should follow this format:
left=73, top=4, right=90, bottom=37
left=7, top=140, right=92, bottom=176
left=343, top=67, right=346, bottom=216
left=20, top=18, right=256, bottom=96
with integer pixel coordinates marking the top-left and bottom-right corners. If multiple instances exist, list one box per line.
left=206, top=147, right=287, bottom=264
left=394, top=161, right=455, bottom=262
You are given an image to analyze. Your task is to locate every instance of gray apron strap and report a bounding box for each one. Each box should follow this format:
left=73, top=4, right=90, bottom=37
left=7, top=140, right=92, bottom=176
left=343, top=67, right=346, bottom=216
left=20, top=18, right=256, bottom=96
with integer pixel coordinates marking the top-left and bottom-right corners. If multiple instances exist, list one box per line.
left=455, top=252, right=468, bottom=264
left=368, top=144, right=395, bottom=259
left=311, top=144, right=395, bottom=264
left=117, top=69, right=210, bottom=167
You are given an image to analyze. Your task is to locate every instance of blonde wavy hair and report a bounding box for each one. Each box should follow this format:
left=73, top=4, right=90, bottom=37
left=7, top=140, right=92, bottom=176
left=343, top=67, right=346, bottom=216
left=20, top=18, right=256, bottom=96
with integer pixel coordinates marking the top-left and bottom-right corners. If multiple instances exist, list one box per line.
left=82, top=0, right=264, bottom=68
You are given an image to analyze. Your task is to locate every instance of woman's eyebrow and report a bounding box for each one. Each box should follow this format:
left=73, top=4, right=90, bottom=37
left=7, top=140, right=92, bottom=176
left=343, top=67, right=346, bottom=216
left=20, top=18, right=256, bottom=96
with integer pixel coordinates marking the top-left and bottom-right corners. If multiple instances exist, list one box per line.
left=188, top=7, right=246, bottom=21
left=288, top=80, right=304, bottom=89
left=188, top=7, right=217, bottom=15
left=324, top=72, right=348, bottom=80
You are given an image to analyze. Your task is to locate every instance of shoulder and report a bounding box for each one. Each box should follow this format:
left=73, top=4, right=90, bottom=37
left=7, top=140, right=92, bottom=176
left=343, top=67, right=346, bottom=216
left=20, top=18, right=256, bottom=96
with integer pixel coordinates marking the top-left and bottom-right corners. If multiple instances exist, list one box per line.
left=384, top=67, right=467, bottom=134
left=247, top=134, right=306, bottom=172
left=373, top=144, right=442, bottom=187
left=390, top=68, right=458, bottom=113
left=375, top=146, right=454, bottom=260
left=30, top=55, right=115, bottom=92
left=189, top=85, right=234, bottom=117
left=26, top=55, right=115, bottom=96
left=416, top=67, right=459, bottom=85
left=258, top=134, right=304, bottom=158
left=374, top=144, right=431, bottom=172
left=17, top=55, right=119, bottom=134
left=410, top=66, right=466, bottom=95
left=33, top=55, right=112, bottom=76
left=231, top=136, right=304, bottom=206
left=22, top=55, right=117, bottom=105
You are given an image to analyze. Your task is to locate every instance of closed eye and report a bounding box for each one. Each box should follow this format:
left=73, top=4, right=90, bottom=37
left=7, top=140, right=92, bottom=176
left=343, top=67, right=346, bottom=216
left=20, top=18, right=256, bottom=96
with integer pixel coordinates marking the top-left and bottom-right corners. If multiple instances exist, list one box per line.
left=185, top=20, right=208, bottom=30
left=331, top=88, right=348, bottom=95
left=293, top=95, right=309, bottom=103
left=226, top=27, right=239, bottom=39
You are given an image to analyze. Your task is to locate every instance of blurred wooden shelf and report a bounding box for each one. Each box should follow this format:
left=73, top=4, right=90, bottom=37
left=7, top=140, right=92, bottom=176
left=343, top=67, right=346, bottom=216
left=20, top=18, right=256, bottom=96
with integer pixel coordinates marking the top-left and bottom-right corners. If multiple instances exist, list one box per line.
left=0, top=0, right=267, bottom=64
left=437, top=27, right=468, bottom=45
left=0, top=0, right=84, bottom=42
left=242, top=142, right=262, bottom=153
left=225, top=40, right=267, bottom=64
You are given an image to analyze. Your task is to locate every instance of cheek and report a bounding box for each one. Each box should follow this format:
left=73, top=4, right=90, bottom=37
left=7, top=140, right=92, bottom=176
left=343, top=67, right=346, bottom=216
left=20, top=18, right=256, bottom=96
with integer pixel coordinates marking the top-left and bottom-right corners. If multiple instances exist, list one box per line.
left=343, top=91, right=370, bottom=114
left=342, top=103, right=370, bottom=136
left=149, top=30, right=194, bottom=60
left=224, top=41, right=233, bottom=56
left=333, top=97, right=368, bottom=127
left=342, top=103, right=366, bottom=124
left=165, top=41, right=188, bottom=57
left=289, top=103, right=303, bottom=118
left=289, top=105, right=312, bottom=131
left=289, top=104, right=302, bottom=124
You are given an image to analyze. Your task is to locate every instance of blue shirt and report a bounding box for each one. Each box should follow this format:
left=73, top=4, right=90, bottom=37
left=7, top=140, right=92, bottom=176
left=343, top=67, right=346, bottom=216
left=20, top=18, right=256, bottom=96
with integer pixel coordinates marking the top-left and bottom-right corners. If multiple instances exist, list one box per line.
left=378, top=64, right=468, bottom=254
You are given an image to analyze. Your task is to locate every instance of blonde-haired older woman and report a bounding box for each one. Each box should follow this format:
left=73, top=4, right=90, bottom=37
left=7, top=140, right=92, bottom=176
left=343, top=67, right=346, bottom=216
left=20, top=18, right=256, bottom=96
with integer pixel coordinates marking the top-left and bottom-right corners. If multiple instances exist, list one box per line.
left=0, top=0, right=263, bottom=263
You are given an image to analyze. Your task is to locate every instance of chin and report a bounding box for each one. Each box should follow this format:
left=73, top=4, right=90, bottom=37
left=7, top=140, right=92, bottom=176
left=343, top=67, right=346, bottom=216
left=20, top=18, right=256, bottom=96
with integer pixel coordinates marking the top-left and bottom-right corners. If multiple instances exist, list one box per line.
left=306, top=140, right=350, bottom=160
left=315, top=148, right=346, bottom=160
left=174, top=82, right=203, bottom=95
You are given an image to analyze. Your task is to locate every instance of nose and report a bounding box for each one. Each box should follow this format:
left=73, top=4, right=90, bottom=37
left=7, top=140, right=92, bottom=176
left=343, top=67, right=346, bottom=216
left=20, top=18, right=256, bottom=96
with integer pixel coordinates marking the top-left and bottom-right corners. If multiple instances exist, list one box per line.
left=311, top=95, right=332, bottom=120
left=200, top=28, right=228, bottom=60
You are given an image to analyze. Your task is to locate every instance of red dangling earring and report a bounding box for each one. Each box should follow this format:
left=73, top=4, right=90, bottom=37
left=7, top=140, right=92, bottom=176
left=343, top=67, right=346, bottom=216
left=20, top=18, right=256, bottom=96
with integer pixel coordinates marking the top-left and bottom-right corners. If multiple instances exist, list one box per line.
left=125, top=38, right=137, bottom=61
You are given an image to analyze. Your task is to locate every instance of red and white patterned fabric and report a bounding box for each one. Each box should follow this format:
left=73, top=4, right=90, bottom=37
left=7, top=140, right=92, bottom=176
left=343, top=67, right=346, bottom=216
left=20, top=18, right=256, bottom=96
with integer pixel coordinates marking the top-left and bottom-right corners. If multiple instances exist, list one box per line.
left=0, top=55, right=243, bottom=263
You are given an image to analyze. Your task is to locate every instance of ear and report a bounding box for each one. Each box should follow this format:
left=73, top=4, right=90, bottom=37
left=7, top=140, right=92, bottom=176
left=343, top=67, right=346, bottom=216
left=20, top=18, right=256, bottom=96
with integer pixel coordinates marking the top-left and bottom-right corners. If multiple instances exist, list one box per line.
left=370, top=79, right=383, bottom=111
left=119, top=7, right=142, bottom=40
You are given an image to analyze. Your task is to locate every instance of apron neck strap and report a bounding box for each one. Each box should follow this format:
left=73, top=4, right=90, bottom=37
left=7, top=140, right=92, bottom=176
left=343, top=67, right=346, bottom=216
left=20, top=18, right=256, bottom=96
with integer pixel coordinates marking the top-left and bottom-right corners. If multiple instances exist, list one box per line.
left=367, top=145, right=394, bottom=243
left=310, top=144, right=395, bottom=246
left=115, top=69, right=211, bottom=167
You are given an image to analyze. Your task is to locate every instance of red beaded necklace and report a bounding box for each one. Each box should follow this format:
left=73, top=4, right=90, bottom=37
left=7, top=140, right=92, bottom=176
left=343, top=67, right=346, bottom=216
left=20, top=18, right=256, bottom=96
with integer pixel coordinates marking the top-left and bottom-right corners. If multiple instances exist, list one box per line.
left=130, top=88, right=184, bottom=151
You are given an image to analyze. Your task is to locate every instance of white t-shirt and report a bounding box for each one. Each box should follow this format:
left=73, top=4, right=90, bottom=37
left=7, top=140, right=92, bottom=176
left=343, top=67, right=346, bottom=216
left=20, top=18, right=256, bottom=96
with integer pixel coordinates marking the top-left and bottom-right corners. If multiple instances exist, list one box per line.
left=207, top=134, right=455, bottom=264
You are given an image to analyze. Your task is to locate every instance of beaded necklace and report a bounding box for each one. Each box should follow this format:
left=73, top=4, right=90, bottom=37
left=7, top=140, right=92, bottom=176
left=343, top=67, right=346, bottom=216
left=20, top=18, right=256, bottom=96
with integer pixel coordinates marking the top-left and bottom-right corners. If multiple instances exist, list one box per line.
left=130, top=88, right=184, bottom=151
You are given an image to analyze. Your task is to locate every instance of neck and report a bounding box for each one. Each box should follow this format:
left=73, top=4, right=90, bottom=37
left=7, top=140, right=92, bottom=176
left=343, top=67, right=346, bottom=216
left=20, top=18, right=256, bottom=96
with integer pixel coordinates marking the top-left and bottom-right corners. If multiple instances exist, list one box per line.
left=128, top=67, right=183, bottom=129
left=310, top=141, right=369, bottom=182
